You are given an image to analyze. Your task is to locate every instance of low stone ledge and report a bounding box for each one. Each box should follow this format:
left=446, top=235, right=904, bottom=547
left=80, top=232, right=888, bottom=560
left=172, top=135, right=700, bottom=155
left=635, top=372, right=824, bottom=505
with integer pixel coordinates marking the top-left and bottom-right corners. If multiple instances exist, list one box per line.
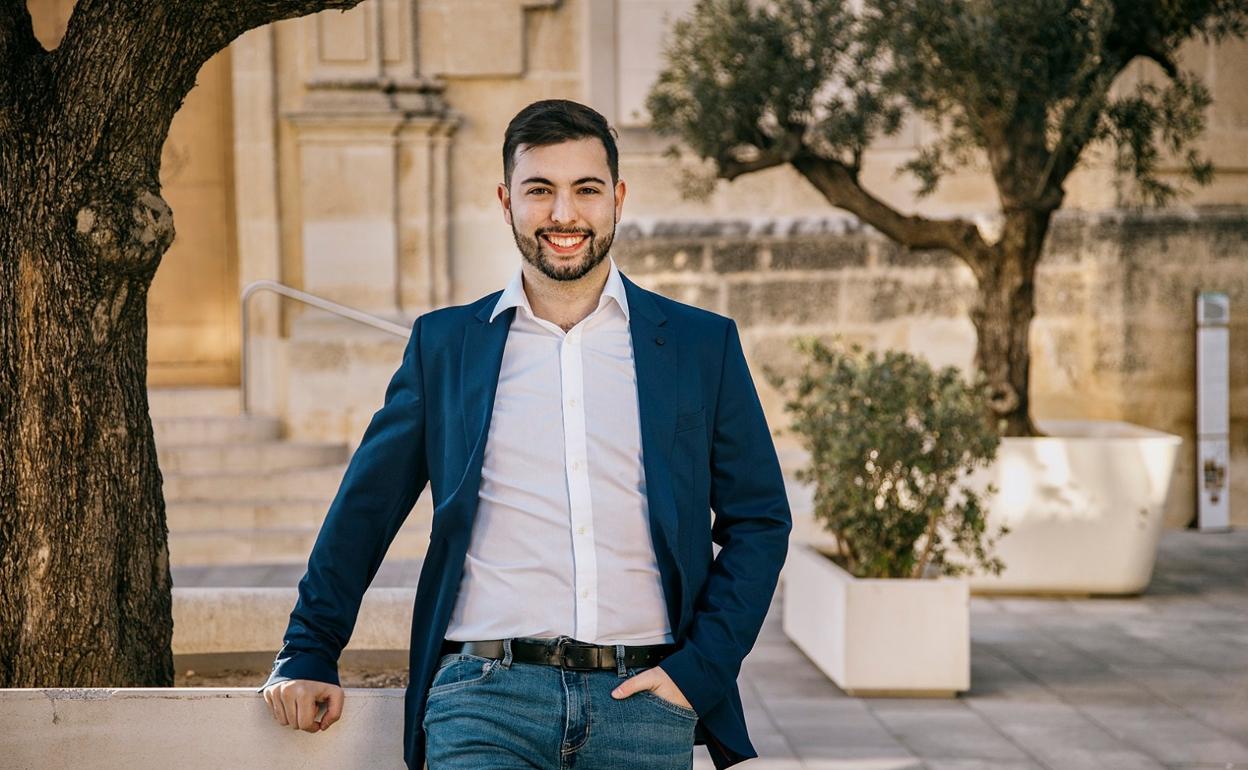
left=0, top=688, right=408, bottom=769
left=172, top=587, right=415, bottom=655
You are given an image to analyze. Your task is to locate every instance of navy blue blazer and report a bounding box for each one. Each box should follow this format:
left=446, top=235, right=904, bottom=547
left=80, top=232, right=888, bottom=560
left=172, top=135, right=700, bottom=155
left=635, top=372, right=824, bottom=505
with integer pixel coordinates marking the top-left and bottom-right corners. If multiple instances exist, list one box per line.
left=259, top=272, right=792, bottom=769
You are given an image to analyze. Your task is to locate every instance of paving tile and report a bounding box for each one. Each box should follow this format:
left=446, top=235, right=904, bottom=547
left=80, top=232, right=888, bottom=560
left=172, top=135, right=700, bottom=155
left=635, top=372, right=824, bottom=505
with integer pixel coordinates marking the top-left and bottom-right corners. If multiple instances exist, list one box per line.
left=1110, top=662, right=1247, bottom=705
left=1079, top=702, right=1248, bottom=765
left=794, top=743, right=922, bottom=763
left=1031, top=667, right=1166, bottom=707
left=1181, top=697, right=1248, bottom=746
left=966, top=699, right=1165, bottom=769
left=865, top=706, right=1030, bottom=761
left=763, top=693, right=873, bottom=723
left=1066, top=597, right=1158, bottom=616
left=1135, top=633, right=1248, bottom=672
left=802, top=758, right=923, bottom=769
left=922, top=761, right=1044, bottom=770
left=1053, top=626, right=1178, bottom=668
left=964, top=646, right=1059, bottom=703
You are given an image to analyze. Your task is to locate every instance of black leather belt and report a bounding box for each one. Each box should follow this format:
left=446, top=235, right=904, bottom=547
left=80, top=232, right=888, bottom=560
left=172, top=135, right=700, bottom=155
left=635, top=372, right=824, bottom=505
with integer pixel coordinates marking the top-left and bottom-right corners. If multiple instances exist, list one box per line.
left=440, top=636, right=675, bottom=671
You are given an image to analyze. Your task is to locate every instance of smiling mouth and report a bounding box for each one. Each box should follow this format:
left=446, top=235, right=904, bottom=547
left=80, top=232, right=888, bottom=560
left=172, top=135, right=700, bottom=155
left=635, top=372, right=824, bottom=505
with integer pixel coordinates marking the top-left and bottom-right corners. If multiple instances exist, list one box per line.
left=540, top=232, right=590, bottom=253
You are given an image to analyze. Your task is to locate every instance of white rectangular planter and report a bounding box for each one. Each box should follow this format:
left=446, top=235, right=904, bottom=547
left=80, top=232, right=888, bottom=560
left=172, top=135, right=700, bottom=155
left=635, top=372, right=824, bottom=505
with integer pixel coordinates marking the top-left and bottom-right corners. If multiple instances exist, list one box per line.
left=782, top=542, right=969, bottom=697
left=957, top=419, right=1182, bottom=595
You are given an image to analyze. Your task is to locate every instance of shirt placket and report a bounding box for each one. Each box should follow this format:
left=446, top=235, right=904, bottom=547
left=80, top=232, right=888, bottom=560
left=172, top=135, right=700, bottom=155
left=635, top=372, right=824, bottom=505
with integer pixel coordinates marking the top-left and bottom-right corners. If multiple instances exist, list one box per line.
left=560, top=322, right=598, bottom=643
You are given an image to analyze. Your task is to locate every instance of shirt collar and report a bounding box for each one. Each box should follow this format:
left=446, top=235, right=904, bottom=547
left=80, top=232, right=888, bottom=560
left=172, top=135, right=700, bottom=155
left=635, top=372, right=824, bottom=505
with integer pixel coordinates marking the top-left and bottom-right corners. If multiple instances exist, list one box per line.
left=489, top=255, right=630, bottom=323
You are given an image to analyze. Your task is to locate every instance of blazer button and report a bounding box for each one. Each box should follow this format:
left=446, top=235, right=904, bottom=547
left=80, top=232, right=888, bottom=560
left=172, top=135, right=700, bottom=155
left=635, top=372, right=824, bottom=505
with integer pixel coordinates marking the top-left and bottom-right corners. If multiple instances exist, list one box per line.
left=655, top=336, right=665, bottom=346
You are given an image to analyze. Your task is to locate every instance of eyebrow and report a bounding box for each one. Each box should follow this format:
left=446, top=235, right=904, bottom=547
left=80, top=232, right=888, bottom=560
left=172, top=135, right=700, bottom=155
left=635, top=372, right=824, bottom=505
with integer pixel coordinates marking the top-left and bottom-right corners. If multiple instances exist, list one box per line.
left=519, top=176, right=608, bottom=187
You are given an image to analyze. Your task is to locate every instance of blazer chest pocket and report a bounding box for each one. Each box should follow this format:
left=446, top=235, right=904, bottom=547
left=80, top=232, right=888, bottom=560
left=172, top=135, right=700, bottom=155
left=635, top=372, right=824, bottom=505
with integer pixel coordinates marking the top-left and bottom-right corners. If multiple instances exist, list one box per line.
left=675, top=407, right=705, bottom=433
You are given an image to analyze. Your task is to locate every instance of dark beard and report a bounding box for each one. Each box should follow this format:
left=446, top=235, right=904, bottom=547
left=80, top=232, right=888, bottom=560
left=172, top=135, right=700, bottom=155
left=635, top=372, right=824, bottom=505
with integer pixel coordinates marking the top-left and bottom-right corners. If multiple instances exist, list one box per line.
left=511, top=223, right=615, bottom=282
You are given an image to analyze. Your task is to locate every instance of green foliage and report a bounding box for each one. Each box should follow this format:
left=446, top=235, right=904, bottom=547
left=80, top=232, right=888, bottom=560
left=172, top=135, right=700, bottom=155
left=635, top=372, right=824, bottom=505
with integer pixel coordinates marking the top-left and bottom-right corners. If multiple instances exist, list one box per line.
left=1104, top=71, right=1214, bottom=205
left=648, top=0, right=1246, bottom=206
left=647, top=0, right=902, bottom=175
left=766, top=339, right=1009, bottom=579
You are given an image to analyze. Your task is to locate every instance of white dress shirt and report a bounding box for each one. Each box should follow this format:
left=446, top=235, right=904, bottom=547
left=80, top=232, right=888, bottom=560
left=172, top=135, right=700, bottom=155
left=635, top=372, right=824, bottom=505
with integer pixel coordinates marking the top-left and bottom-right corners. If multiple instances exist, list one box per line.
left=443, top=256, right=673, bottom=646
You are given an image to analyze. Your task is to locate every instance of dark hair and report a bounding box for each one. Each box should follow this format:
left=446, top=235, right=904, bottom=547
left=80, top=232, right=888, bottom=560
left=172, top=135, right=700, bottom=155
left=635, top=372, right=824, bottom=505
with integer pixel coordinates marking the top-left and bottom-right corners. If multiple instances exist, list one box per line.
left=502, top=99, right=619, bottom=188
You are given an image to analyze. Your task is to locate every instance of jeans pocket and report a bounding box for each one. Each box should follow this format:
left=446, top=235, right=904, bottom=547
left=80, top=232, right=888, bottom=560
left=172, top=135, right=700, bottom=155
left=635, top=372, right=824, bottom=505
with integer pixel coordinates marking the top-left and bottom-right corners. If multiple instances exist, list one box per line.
left=638, top=690, right=699, bottom=720
left=427, top=655, right=500, bottom=698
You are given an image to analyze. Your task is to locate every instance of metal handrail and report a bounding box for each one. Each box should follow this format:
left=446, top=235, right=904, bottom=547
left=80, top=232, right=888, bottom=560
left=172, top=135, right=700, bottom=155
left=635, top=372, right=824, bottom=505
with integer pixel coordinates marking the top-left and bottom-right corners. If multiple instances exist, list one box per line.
left=240, top=280, right=412, bottom=414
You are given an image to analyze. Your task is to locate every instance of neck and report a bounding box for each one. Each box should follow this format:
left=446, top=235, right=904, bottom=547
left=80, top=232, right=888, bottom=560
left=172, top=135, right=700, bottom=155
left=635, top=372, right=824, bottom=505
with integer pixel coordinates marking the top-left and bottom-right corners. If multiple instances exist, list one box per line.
left=521, top=258, right=612, bottom=331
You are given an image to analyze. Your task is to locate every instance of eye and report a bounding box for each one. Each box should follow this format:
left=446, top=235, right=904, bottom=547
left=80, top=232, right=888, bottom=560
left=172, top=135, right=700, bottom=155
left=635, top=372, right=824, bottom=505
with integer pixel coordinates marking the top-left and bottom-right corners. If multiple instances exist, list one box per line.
left=579, top=188, right=600, bottom=194
left=526, top=188, right=550, bottom=195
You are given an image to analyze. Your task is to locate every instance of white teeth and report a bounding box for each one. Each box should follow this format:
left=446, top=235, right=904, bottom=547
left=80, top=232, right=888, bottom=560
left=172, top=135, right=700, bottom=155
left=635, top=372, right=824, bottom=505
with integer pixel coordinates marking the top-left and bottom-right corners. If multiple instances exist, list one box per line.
left=545, top=234, right=586, bottom=248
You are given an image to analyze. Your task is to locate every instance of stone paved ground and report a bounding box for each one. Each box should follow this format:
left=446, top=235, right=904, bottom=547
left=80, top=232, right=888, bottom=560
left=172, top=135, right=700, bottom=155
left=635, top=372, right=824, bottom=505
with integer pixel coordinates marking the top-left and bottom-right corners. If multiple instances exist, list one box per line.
left=173, top=528, right=1248, bottom=770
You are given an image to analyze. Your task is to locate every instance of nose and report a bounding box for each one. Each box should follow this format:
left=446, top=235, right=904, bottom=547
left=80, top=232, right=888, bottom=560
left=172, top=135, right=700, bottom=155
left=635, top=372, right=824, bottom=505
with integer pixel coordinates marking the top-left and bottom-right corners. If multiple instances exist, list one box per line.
left=550, top=189, right=576, bottom=225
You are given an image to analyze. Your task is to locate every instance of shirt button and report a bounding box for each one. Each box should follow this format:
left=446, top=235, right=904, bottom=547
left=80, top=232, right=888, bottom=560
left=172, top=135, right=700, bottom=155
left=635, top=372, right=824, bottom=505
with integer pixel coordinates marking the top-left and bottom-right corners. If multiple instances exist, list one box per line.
left=570, top=460, right=581, bottom=471
left=568, top=398, right=578, bottom=408
left=581, top=589, right=589, bottom=598
left=576, top=526, right=587, bottom=535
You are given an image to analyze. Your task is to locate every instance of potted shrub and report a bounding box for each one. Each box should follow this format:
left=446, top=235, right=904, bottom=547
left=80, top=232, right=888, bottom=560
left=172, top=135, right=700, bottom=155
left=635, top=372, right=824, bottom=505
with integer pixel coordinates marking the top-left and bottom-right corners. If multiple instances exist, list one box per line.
left=766, top=339, right=1006, bottom=696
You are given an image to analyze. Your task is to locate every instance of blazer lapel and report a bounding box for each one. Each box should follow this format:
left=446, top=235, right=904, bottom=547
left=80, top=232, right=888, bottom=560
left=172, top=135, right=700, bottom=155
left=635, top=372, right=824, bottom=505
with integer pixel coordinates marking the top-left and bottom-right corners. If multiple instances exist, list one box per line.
left=461, top=302, right=513, bottom=466
left=622, top=274, right=681, bottom=564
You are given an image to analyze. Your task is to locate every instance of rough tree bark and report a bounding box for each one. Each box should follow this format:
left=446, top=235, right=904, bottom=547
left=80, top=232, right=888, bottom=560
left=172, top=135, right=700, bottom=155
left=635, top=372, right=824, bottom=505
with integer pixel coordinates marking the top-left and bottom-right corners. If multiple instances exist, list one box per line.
left=0, top=0, right=364, bottom=688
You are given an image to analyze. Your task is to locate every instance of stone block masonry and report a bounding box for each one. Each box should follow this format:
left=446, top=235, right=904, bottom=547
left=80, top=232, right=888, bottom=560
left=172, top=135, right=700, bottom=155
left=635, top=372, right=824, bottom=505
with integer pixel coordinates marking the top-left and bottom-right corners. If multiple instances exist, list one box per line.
left=613, top=208, right=1248, bottom=529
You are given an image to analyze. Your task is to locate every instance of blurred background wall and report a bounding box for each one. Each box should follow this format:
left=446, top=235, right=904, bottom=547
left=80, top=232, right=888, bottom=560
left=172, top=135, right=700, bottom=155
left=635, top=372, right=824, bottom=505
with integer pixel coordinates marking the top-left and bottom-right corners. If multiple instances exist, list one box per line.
left=27, top=0, right=1248, bottom=527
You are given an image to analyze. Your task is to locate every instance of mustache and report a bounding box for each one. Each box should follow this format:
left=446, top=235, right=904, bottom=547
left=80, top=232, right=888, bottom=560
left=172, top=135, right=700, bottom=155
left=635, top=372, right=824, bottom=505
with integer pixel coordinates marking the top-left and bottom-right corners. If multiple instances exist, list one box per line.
left=537, top=229, right=593, bottom=237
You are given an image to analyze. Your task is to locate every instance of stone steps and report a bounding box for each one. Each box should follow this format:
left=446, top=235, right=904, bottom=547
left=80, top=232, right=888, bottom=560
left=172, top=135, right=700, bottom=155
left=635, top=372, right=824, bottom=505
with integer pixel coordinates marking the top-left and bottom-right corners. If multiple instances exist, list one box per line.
left=157, top=440, right=349, bottom=473
left=148, top=386, right=241, bottom=419
left=166, top=499, right=334, bottom=530
left=166, top=495, right=434, bottom=531
left=168, top=526, right=430, bottom=566
left=153, top=414, right=281, bottom=444
left=148, top=386, right=428, bottom=570
left=161, top=464, right=350, bottom=502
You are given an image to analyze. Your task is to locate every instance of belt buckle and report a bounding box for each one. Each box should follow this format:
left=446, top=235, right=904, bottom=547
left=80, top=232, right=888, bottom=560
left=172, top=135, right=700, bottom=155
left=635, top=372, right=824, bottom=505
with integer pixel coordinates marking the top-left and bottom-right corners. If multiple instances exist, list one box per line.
left=552, top=637, right=598, bottom=671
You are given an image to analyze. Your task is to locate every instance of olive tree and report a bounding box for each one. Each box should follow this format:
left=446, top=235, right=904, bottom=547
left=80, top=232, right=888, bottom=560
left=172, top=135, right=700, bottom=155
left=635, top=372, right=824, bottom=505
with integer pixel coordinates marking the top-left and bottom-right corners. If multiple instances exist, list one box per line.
left=647, top=0, right=1246, bottom=436
left=0, top=0, right=367, bottom=687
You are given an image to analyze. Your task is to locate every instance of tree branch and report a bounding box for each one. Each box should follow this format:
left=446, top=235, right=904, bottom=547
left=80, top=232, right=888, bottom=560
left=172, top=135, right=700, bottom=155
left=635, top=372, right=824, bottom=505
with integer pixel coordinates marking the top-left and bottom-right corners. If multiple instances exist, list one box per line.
left=718, top=149, right=793, bottom=180
left=717, top=129, right=803, bottom=181
left=46, top=0, right=368, bottom=183
left=1032, top=56, right=1126, bottom=204
left=1034, top=11, right=1186, bottom=203
left=789, top=151, right=992, bottom=270
left=201, top=0, right=367, bottom=38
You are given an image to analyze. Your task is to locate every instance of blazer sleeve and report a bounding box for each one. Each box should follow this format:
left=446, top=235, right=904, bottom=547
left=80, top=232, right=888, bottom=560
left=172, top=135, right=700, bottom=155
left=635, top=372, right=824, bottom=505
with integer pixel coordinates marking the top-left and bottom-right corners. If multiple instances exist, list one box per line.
left=658, top=318, right=793, bottom=716
left=257, top=315, right=430, bottom=691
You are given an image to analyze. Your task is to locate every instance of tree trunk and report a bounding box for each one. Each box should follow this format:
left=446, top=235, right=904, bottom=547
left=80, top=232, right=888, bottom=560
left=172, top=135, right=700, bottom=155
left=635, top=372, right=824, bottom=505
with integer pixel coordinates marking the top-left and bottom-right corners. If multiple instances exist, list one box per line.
left=0, top=163, right=176, bottom=686
left=969, top=209, right=1052, bottom=437
left=0, top=0, right=367, bottom=687
left=787, top=153, right=1049, bottom=437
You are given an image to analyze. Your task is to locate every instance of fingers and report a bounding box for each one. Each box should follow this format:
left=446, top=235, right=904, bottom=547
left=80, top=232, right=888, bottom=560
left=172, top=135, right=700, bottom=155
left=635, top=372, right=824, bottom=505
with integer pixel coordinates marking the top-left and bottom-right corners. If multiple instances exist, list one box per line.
left=264, top=685, right=290, bottom=726
left=319, top=687, right=345, bottom=731
left=611, top=668, right=655, bottom=698
left=297, top=693, right=320, bottom=732
left=281, top=686, right=301, bottom=730
left=265, top=681, right=343, bottom=734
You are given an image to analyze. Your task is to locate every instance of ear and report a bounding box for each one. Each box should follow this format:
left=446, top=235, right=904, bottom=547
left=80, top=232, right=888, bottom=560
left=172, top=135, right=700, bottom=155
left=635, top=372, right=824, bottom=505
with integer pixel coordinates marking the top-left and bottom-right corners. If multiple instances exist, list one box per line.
left=497, top=182, right=512, bottom=225
left=613, top=178, right=627, bottom=222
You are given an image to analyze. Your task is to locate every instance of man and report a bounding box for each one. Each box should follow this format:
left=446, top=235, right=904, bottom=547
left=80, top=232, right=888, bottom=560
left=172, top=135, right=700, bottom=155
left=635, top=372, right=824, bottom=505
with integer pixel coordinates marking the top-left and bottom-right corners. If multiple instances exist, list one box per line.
left=258, top=99, right=792, bottom=769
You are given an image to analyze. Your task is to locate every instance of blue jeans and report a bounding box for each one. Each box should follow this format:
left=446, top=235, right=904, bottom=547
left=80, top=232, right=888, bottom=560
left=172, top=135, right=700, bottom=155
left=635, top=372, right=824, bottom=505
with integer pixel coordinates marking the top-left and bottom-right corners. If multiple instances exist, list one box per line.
left=423, top=638, right=698, bottom=769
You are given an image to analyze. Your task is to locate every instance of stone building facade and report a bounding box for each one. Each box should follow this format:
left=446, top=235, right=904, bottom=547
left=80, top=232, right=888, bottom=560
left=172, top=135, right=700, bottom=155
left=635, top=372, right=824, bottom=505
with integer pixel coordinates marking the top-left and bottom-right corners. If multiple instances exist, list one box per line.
left=27, top=1, right=1248, bottom=526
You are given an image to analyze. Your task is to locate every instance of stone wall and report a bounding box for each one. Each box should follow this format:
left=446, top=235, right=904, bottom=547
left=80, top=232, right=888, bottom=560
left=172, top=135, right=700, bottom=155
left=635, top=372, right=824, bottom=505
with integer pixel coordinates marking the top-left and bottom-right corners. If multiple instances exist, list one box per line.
left=613, top=208, right=1248, bottom=529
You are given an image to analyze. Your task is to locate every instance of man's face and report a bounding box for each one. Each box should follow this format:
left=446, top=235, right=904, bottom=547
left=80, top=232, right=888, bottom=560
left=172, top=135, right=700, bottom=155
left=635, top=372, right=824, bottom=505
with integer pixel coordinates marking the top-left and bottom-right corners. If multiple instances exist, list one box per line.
left=498, top=137, right=626, bottom=282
